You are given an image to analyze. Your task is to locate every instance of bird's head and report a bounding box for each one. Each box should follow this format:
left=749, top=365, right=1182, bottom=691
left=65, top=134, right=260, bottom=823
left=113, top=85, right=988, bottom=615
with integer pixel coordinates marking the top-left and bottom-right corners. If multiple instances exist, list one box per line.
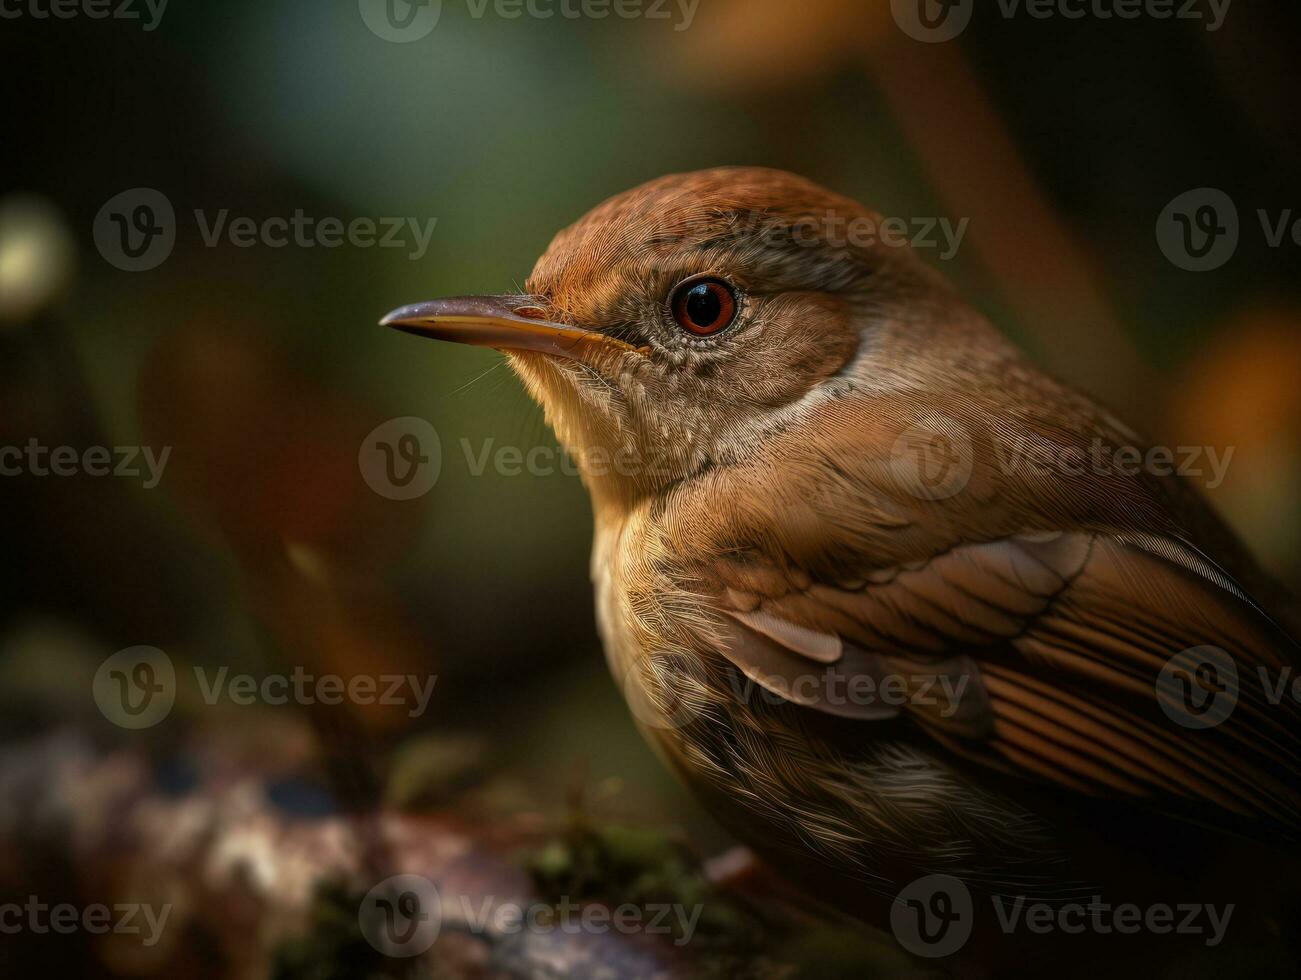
left=383, top=167, right=978, bottom=514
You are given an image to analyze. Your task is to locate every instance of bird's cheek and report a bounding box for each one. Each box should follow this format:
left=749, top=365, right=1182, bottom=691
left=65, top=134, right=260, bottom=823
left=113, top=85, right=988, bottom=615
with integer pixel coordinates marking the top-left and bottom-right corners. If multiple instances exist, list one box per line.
left=755, top=302, right=858, bottom=388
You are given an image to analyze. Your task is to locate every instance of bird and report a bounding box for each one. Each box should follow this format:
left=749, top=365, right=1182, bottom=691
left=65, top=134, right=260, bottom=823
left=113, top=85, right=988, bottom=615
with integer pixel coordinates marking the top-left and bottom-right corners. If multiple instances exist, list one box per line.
left=382, top=167, right=1301, bottom=972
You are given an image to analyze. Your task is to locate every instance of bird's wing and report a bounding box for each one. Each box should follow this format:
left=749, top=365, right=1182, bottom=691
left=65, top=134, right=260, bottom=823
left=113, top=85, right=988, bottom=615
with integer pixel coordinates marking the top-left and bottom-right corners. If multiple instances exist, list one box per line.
left=706, top=529, right=1301, bottom=835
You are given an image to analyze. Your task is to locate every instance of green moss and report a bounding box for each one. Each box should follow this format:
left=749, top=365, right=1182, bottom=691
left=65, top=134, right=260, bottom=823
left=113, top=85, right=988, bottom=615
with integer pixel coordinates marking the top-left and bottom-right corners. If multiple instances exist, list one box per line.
left=271, top=879, right=418, bottom=980
left=523, top=818, right=766, bottom=961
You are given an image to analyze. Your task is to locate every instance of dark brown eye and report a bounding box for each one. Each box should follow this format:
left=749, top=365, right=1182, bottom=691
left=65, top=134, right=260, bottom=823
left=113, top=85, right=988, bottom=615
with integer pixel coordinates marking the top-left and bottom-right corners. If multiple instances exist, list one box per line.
left=670, top=277, right=737, bottom=336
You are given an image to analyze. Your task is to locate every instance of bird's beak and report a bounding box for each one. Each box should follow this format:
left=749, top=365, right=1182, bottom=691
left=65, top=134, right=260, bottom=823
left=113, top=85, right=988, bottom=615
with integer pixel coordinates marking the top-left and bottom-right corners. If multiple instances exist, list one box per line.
left=380, top=294, right=645, bottom=359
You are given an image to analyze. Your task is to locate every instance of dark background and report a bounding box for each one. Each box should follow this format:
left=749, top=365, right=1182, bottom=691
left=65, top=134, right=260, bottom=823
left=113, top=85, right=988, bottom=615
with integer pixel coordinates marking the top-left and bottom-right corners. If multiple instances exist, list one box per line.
left=2, top=1, right=1299, bottom=976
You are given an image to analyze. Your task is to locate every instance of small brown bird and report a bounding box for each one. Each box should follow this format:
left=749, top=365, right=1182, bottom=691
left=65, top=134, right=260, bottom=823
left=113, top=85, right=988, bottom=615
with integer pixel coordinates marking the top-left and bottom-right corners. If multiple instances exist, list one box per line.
left=384, top=168, right=1300, bottom=969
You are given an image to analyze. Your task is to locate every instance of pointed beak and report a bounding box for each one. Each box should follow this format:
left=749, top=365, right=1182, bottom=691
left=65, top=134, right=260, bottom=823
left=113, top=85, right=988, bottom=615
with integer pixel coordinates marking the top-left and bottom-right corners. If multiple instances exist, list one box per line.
left=380, top=294, right=644, bottom=359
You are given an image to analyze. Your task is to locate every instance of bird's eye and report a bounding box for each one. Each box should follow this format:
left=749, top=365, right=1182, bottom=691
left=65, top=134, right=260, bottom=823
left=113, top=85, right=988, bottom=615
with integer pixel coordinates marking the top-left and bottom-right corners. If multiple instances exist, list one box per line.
left=670, top=277, right=737, bottom=336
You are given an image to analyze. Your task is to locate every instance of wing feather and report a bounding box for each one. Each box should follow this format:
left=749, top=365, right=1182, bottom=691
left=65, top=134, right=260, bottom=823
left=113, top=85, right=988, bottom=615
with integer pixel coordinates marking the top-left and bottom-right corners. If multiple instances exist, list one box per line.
left=707, top=531, right=1301, bottom=836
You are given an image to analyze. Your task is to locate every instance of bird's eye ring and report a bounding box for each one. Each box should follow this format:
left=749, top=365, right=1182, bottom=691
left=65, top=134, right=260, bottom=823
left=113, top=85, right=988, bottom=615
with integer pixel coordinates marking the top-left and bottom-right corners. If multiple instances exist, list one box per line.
left=670, top=277, right=737, bottom=336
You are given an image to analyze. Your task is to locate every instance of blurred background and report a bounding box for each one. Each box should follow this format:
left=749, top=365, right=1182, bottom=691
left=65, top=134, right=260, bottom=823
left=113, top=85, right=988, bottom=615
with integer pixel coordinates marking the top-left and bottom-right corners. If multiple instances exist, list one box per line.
left=2, top=1, right=1299, bottom=976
